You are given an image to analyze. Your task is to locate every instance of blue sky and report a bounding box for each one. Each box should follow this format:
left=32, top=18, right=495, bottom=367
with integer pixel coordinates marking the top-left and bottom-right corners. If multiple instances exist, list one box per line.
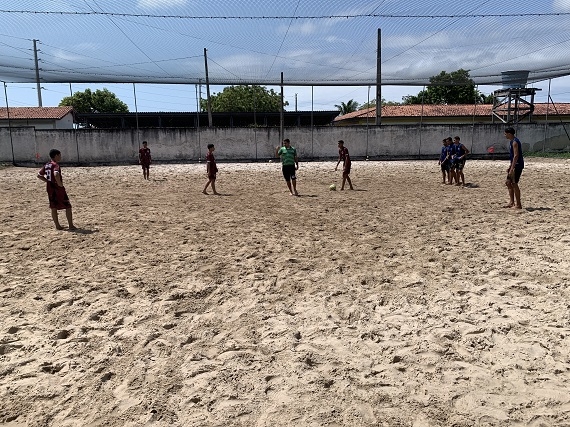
left=2, top=0, right=570, bottom=110
left=4, top=78, right=570, bottom=113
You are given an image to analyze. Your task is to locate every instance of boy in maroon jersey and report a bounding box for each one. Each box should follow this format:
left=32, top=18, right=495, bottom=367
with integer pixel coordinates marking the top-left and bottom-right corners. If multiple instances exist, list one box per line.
left=37, top=149, right=76, bottom=230
left=202, top=144, right=220, bottom=195
left=139, top=140, right=151, bottom=180
left=335, top=140, right=354, bottom=190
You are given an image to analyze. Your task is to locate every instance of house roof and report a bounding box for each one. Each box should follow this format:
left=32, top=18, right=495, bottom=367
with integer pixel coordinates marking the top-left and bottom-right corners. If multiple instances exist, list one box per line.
left=0, top=106, right=74, bottom=120
left=334, top=103, right=570, bottom=121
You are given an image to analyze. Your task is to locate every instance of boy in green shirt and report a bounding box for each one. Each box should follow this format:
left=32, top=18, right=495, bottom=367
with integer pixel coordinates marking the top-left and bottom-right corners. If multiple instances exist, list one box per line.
left=275, top=138, right=299, bottom=196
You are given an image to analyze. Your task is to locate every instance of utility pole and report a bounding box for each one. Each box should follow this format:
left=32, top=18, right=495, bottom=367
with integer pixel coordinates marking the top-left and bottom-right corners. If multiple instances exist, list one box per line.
left=33, top=39, right=42, bottom=107
left=204, top=48, right=213, bottom=127
left=375, top=29, right=381, bottom=126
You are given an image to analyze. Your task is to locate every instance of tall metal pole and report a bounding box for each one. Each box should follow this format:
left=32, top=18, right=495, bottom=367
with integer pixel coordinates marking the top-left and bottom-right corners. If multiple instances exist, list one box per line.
left=419, top=86, right=425, bottom=158
left=133, top=83, right=140, bottom=149
left=311, top=86, right=314, bottom=158
left=204, top=48, right=213, bottom=128
left=280, top=72, right=284, bottom=143
left=195, top=84, right=201, bottom=161
left=33, top=39, right=42, bottom=107
left=3, top=82, right=15, bottom=165
left=544, top=78, right=552, bottom=152
left=366, top=86, right=370, bottom=157
left=375, top=29, right=381, bottom=126
left=69, top=82, right=80, bottom=162
left=254, top=88, right=258, bottom=160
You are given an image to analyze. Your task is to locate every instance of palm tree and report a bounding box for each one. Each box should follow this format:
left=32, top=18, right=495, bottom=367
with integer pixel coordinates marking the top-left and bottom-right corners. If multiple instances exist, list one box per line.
left=335, top=99, right=360, bottom=115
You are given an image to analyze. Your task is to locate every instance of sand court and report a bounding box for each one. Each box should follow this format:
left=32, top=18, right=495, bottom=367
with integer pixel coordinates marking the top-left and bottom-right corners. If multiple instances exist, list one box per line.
left=1, top=159, right=569, bottom=426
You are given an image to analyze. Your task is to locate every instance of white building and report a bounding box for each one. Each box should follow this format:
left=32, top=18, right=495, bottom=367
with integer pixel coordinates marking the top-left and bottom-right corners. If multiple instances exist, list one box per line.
left=0, top=107, right=74, bottom=129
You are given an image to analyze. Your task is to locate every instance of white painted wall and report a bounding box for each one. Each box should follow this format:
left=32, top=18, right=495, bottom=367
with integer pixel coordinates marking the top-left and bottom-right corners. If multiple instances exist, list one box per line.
left=0, top=113, right=74, bottom=130
left=1, top=123, right=568, bottom=165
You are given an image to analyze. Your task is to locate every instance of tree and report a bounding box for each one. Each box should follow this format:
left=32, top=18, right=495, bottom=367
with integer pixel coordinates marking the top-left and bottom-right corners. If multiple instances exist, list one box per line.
left=359, top=99, right=376, bottom=110
left=200, top=85, right=287, bottom=112
left=335, top=99, right=360, bottom=115
left=359, top=98, right=401, bottom=110
left=59, top=88, right=129, bottom=113
left=402, top=69, right=492, bottom=105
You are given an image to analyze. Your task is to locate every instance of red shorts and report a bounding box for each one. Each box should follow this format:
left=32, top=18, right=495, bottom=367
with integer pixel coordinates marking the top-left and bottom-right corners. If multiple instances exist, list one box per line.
left=47, top=185, right=72, bottom=210
left=141, top=162, right=150, bottom=169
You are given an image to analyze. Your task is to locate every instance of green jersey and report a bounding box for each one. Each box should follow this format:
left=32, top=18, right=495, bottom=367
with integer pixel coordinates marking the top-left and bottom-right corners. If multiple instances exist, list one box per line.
left=278, top=146, right=297, bottom=166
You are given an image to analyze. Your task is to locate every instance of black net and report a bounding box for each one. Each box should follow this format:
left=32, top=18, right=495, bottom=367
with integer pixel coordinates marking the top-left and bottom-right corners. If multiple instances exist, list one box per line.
left=1, top=0, right=569, bottom=86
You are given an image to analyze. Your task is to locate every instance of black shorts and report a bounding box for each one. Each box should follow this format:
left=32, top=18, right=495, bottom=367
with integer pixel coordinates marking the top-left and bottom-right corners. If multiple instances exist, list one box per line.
left=454, top=160, right=465, bottom=171
left=282, top=164, right=297, bottom=182
left=343, top=164, right=351, bottom=175
left=507, top=167, right=523, bottom=184
left=440, top=160, right=449, bottom=172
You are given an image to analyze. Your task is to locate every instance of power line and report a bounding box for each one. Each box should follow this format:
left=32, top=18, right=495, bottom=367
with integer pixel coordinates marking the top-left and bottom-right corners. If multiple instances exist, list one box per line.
left=1, top=10, right=569, bottom=19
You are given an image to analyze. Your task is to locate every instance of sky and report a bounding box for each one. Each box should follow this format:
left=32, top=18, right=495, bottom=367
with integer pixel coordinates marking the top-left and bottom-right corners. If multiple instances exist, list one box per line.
left=3, top=77, right=570, bottom=113
left=2, top=0, right=570, bottom=110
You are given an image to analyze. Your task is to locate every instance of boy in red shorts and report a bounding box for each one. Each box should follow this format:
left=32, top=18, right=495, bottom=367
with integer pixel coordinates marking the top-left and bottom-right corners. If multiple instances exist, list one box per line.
left=139, top=140, right=151, bottom=180
left=202, top=144, right=220, bottom=195
left=335, top=140, right=354, bottom=190
left=37, top=149, right=76, bottom=230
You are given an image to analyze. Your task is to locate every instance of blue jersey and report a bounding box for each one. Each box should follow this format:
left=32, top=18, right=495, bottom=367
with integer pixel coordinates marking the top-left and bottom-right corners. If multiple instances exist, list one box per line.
left=509, top=137, right=524, bottom=168
left=453, top=143, right=466, bottom=160
left=440, top=146, right=448, bottom=162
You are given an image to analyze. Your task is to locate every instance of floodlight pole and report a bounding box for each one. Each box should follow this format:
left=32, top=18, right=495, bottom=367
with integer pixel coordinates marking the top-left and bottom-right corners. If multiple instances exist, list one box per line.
left=375, top=28, right=381, bottom=126
left=204, top=48, right=213, bottom=128
left=33, top=39, right=42, bottom=107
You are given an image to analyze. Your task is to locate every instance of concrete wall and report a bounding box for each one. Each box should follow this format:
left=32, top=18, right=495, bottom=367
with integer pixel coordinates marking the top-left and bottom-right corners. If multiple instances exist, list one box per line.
left=1, top=123, right=569, bottom=165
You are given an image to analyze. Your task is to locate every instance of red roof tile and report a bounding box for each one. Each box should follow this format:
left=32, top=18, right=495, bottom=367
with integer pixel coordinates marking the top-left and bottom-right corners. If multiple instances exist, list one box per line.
left=334, top=103, right=570, bottom=121
left=0, top=106, right=74, bottom=120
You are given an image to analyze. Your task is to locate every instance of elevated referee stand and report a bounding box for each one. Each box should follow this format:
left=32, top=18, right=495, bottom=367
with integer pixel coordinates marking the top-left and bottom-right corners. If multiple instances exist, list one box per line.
left=492, top=70, right=540, bottom=125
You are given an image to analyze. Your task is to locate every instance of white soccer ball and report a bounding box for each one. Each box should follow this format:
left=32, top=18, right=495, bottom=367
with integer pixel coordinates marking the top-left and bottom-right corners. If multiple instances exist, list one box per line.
left=329, top=184, right=336, bottom=191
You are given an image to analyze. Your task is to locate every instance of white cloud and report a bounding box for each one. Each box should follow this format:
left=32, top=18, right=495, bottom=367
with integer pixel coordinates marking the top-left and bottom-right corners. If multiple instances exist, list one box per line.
left=553, top=0, right=570, bottom=11
left=137, top=0, right=188, bottom=9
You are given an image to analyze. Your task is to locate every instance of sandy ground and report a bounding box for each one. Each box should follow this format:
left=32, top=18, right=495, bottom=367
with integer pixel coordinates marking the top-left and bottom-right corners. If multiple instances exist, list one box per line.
left=1, top=158, right=570, bottom=427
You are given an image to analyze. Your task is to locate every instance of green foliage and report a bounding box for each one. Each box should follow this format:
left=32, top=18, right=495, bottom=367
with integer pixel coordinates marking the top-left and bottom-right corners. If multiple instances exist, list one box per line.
left=359, top=99, right=376, bottom=110
left=525, top=151, right=570, bottom=158
left=335, top=99, right=360, bottom=115
left=359, top=98, right=401, bottom=110
left=59, top=88, right=129, bottom=113
left=402, top=69, right=492, bottom=105
left=200, top=85, right=287, bottom=112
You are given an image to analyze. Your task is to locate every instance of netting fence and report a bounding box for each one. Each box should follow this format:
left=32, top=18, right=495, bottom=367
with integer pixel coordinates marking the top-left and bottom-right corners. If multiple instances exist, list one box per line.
left=2, top=0, right=570, bottom=85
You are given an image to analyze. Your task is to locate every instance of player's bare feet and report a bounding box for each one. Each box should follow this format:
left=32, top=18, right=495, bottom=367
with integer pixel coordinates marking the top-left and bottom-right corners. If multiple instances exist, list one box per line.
left=55, top=225, right=64, bottom=230
left=503, top=203, right=514, bottom=208
left=202, top=190, right=209, bottom=195
left=68, top=225, right=77, bottom=230
left=514, top=204, right=522, bottom=209
left=213, top=192, right=221, bottom=195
